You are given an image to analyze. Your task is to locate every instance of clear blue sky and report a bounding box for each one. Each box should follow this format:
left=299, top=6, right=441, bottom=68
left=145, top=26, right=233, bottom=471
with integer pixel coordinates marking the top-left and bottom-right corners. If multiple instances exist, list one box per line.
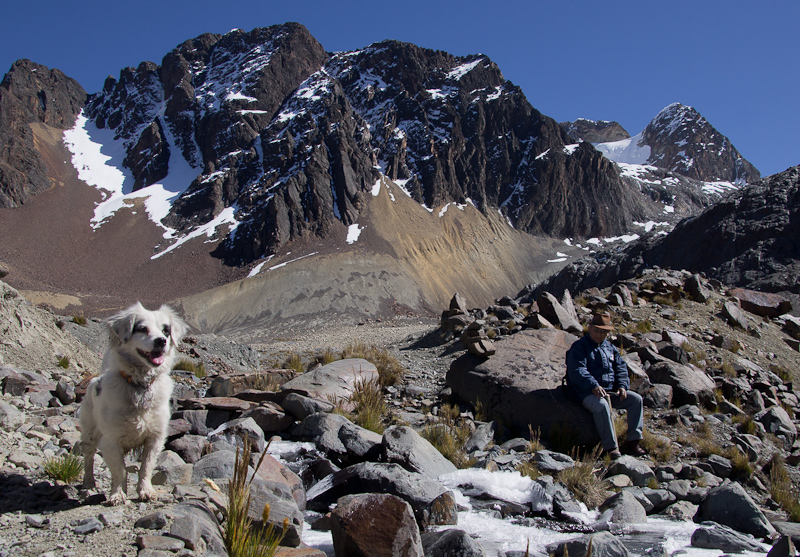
left=2, top=0, right=797, bottom=177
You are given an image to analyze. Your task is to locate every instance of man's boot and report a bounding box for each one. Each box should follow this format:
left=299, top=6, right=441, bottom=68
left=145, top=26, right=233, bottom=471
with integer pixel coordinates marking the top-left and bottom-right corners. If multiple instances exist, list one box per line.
left=622, top=439, right=646, bottom=456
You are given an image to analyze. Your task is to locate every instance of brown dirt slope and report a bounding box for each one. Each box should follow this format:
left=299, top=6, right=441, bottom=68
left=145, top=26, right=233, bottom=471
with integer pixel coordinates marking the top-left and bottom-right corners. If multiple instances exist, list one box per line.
left=0, top=122, right=243, bottom=315
left=175, top=177, right=575, bottom=334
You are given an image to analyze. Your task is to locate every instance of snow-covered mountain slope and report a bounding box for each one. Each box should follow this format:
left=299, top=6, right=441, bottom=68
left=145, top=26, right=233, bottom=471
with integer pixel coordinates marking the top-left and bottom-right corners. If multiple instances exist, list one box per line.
left=54, top=25, right=753, bottom=266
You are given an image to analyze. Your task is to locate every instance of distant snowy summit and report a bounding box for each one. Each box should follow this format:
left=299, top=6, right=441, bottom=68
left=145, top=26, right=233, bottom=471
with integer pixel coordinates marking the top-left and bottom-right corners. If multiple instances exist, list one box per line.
left=562, top=103, right=760, bottom=185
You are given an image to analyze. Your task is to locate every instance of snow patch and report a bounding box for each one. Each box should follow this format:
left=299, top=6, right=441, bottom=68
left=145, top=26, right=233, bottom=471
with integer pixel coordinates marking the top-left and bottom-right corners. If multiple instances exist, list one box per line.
left=595, top=132, right=651, bottom=165
left=633, top=220, right=671, bottom=233
left=64, top=112, right=201, bottom=246
left=152, top=206, right=239, bottom=260
left=346, top=224, right=363, bottom=244
left=247, top=255, right=275, bottom=278
left=446, top=58, right=483, bottom=80
left=268, top=252, right=318, bottom=271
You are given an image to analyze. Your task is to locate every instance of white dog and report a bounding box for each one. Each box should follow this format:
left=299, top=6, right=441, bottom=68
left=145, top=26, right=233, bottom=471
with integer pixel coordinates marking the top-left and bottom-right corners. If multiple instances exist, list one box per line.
left=80, top=302, right=188, bottom=504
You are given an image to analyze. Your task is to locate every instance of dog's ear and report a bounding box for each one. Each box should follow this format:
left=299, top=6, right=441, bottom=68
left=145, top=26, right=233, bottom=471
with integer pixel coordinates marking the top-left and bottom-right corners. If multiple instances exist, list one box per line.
left=105, top=303, right=141, bottom=346
left=159, top=304, right=189, bottom=344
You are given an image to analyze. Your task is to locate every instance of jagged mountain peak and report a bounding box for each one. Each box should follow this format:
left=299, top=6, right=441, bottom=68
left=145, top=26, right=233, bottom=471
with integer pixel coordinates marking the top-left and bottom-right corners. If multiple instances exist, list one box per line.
left=642, top=101, right=760, bottom=184
left=593, top=101, right=760, bottom=185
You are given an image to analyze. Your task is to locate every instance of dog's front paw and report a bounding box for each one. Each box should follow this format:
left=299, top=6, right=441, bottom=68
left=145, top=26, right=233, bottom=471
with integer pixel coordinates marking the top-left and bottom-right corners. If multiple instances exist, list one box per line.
left=138, top=487, right=159, bottom=502
left=107, top=491, right=129, bottom=506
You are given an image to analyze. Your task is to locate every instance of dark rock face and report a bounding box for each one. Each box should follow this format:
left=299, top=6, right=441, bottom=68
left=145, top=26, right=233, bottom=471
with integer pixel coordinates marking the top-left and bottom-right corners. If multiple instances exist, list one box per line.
left=73, top=29, right=705, bottom=263
left=1, top=28, right=760, bottom=267
left=560, top=118, right=630, bottom=143
left=328, top=43, right=650, bottom=242
left=642, top=103, right=760, bottom=184
left=522, top=165, right=800, bottom=304
left=0, top=59, right=87, bottom=207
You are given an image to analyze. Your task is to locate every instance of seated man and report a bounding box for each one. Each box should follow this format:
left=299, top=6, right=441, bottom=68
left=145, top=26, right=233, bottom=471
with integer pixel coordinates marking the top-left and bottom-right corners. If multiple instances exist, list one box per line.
left=566, top=312, right=645, bottom=458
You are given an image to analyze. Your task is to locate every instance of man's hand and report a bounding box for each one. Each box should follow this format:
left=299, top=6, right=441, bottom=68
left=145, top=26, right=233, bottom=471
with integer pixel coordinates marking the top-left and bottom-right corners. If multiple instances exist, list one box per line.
left=592, top=385, right=608, bottom=398
left=618, top=388, right=627, bottom=400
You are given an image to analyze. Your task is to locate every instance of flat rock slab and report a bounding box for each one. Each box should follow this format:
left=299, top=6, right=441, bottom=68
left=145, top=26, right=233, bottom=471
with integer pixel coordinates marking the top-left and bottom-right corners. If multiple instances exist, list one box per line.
left=729, top=287, right=792, bottom=317
left=447, top=329, right=599, bottom=445
left=178, top=397, right=255, bottom=412
left=282, top=358, right=379, bottom=402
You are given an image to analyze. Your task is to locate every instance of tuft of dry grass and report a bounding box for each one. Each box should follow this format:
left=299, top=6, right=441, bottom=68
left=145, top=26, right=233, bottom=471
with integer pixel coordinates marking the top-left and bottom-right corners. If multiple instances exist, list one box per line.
left=249, top=373, right=283, bottom=393
left=281, top=353, right=304, bottom=375
left=769, top=455, right=800, bottom=522
left=206, top=439, right=287, bottom=557
left=173, top=357, right=207, bottom=378
left=527, top=425, right=544, bottom=454
left=57, top=355, right=70, bottom=369
left=732, top=413, right=757, bottom=435
left=516, top=459, right=542, bottom=480
left=421, top=403, right=474, bottom=469
left=72, top=314, right=87, bottom=326
left=340, top=342, right=405, bottom=386
left=320, top=348, right=338, bottom=366
left=557, top=445, right=608, bottom=509
left=349, top=376, right=386, bottom=434
left=726, top=446, right=753, bottom=479
left=613, top=414, right=627, bottom=445
left=640, top=429, right=675, bottom=464
left=473, top=397, right=490, bottom=422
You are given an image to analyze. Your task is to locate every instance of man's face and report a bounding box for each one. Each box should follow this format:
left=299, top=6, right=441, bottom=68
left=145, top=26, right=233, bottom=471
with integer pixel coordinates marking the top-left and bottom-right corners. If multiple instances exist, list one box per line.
left=588, top=324, right=610, bottom=344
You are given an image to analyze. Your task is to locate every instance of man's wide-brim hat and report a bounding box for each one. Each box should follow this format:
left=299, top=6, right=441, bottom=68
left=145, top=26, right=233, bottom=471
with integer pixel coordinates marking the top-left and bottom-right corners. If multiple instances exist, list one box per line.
left=590, top=312, right=614, bottom=331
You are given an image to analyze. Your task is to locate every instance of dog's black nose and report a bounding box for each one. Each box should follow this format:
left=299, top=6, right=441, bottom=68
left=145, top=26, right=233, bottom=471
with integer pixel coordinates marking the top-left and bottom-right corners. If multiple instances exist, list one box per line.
left=154, top=337, right=167, bottom=349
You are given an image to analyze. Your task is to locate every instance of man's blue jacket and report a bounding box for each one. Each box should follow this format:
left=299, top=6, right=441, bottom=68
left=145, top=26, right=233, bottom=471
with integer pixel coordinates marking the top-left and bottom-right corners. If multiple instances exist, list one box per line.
left=566, top=334, right=629, bottom=401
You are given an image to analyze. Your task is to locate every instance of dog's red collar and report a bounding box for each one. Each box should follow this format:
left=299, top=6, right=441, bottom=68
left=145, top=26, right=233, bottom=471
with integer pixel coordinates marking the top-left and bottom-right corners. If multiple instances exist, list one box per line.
left=119, top=370, right=156, bottom=387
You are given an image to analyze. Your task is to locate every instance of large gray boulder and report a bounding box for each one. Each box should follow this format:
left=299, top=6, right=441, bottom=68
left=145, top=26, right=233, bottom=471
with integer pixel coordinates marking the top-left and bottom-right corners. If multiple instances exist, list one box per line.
left=691, top=521, right=769, bottom=553
left=207, top=417, right=266, bottom=452
left=331, top=493, right=423, bottom=557
left=756, top=406, right=797, bottom=447
left=291, top=412, right=382, bottom=464
left=722, top=301, right=750, bottom=329
left=645, top=361, right=715, bottom=407
left=697, top=482, right=777, bottom=538
left=382, top=425, right=457, bottom=479
left=447, top=329, right=600, bottom=445
left=246, top=479, right=304, bottom=547
left=421, top=529, right=486, bottom=557
left=306, top=462, right=457, bottom=527
left=281, top=358, right=379, bottom=403
left=191, top=450, right=252, bottom=484
left=608, top=456, right=656, bottom=487
left=164, top=502, right=226, bottom=556
left=599, top=490, right=647, bottom=525
left=537, top=292, right=583, bottom=334
left=253, top=453, right=306, bottom=511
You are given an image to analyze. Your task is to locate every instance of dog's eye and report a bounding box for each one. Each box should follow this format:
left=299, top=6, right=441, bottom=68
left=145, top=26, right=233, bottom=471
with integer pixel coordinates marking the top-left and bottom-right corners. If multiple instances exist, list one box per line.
left=162, top=325, right=171, bottom=337
left=134, top=324, right=148, bottom=334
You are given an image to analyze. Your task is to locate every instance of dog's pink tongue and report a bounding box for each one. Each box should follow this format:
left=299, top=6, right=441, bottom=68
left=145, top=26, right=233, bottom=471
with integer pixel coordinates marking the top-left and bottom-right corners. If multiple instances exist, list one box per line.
left=151, top=354, right=165, bottom=366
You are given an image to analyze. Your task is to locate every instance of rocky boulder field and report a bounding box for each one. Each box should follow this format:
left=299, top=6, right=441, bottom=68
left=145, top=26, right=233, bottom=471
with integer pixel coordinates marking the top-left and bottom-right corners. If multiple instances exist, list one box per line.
left=1, top=269, right=800, bottom=556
